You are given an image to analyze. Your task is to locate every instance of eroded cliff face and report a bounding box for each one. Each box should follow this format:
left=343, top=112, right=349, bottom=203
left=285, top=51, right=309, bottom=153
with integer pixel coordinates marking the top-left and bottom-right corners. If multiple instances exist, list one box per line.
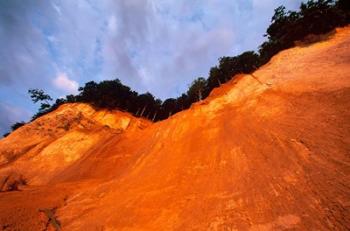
left=0, top=103, right=150, bottom=186
left=0, top=27, right=349, bottom=230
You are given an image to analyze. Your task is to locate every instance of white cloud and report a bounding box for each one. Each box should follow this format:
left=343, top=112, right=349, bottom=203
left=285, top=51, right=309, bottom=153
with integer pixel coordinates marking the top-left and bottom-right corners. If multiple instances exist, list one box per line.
left=53, top=72, right=79, bottom=94
left=107, top=15, right=118, bottom=34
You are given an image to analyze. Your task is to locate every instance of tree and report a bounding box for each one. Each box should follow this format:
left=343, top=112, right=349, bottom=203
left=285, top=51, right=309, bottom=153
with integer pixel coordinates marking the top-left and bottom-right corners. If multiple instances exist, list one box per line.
left=77, top=81, right=98, bottom=103
left=337, top=0, right=350, bottom=11
left=187, top=77, right=207, bottom=103
left=28, top=89, right=52, bottom=104
left=337, top=0, right=350, bottom=21
left=28, top=89, right=53, bottom=113
left=161, top=98, right=178, bottom=119
left=176, top=94, right=190, bottom=111
left=11, top=121, right=25, bottom=131
left=271, top=6, right=287, bottom=22
left=20, top=1, right=349, bottom=123
left=150, top=99, right=162, bottom=121
left=260, top=0, right=350, bottom=65
left=66, top=94, right=77, bottom=103
left=3, top=121, right=26, bottom=137
left=135, top=92, right=157, bottom=117
left=219, top=51, right=260, bottom=77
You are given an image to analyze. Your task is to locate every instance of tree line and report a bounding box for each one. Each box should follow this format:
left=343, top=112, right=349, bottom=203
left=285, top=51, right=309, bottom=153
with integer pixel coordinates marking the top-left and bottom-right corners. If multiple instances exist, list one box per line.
left=3, top=0, right=349, bottom=137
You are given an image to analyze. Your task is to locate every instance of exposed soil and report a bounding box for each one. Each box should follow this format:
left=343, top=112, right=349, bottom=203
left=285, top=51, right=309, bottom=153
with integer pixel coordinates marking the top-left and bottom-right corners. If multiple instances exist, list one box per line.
left=0, top=27, right=349, bottom=230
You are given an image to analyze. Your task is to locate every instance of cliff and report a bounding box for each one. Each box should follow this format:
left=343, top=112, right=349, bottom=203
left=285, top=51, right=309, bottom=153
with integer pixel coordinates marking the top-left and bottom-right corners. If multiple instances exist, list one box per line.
left=0, top=27, right=349, bottom=230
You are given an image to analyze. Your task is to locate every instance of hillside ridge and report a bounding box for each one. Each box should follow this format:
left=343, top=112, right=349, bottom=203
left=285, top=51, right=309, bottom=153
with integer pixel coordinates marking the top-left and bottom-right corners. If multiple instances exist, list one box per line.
left=0, top=26, right=349, bottom=230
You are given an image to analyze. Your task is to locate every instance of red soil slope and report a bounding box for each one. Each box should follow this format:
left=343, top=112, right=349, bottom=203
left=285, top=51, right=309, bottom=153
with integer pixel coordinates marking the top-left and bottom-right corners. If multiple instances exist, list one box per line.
left=0, top=27, right=349, bottom=230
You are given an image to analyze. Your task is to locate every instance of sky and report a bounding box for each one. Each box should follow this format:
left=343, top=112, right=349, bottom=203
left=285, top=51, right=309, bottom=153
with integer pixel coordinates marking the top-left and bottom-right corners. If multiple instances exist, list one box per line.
left=0, top=0, right=304, bottom=135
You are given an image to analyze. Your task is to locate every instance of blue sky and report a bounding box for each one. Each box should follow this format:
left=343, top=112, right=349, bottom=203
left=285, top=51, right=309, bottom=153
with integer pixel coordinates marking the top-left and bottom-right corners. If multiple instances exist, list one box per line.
left=0, top=0, right=304, bottom=134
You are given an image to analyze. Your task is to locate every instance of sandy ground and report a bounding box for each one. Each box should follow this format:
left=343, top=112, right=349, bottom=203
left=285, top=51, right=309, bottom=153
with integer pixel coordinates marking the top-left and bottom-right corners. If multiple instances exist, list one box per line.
left=0, top=26, right=349, bottom=230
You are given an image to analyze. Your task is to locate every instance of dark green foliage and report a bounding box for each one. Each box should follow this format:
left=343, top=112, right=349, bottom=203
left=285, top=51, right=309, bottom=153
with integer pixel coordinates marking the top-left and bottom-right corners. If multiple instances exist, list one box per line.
left=260, top=0, right=349, bottom=64
left=28, top=89, right=54, bottom=119
left=135, top=93, right=157, bottom=117
left=11, top=121, right=25, bottom=131
left=3, top=121, right=25, bottom=137
left=187, top=77, right=207, bottom=102
left=76, top=79, right=140, bottom=111
left=337, top=0, right=350, bottom=11
left=28, top=89, right=53, bottom=103
left=218, top=51, right=260, bottom=78
left=160, top=98, right=178, bottom=119
left=176, top=94, right=191, bottom=110
left=75, top=79, right=163, bottom=120
left=65, top=94, right=76, bottom=103
left=204, top=51, right=260, bottom=97
left=205, top=66, right=222, bottom=93
left=21, top=0, right=348, bottom=125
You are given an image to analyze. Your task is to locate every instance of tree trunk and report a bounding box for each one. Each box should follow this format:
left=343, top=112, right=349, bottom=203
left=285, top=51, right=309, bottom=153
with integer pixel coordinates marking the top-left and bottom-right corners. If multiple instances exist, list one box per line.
left=140, top=105, right=147, bottom=117
left=152, top=111, right=158, bottom=122
left=152, top=111, right=158, bottom=121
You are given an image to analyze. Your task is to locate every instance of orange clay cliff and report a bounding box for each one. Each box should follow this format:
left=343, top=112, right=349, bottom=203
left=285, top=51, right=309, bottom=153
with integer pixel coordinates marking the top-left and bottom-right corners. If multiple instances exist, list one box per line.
left=0, top=27, right=349, bottom=230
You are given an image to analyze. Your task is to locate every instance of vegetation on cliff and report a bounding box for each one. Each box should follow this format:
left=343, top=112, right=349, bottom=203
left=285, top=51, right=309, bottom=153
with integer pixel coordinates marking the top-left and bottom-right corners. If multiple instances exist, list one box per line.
left=4, top=0, right=350, bottom=136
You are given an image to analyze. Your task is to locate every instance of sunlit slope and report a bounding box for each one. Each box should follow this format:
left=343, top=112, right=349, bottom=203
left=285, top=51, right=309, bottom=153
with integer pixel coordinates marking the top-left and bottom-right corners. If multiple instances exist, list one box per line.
left=0, top=27, right=350, bottom=230
left=0, top=103, right=151, bottom=186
